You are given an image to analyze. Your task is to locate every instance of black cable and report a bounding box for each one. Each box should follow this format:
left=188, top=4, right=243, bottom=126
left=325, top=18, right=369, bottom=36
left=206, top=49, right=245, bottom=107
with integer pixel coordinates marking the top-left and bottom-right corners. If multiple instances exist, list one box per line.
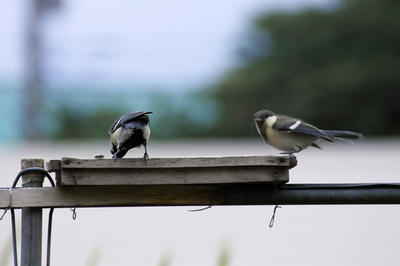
left=9, top=167, right=55, bottom=266
left=11, top=209, right=17, bottom=266
left=47, top=208, right=54, bottom=266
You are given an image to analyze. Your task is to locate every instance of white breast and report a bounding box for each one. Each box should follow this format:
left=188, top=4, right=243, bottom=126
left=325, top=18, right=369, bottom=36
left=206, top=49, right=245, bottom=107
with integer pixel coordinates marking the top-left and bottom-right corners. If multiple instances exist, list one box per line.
left=143, top=125, right=151, bottom=140
left=110, top=127, right=121, bottom=145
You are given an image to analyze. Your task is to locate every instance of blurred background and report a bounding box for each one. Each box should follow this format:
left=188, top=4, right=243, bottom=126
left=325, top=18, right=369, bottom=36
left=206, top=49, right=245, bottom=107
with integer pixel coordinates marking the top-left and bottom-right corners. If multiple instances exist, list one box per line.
left=1, top=0, right=399, bottom=141
left=1, top=0, right=400, bottom=265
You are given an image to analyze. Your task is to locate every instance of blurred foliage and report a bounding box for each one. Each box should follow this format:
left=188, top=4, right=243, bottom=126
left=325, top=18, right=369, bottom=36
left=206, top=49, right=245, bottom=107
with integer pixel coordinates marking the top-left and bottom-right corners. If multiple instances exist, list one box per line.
left=216, top=242, right=230, bottom=266
left=211, top=0, right=400, bottom=137
left=52, top=106, right=122, bottom=139
left=50, top=90, right=216, bottom=139
left=85, top=247, right=102, bottom=266
left=50, top=0, right=400, bottom=140
left=158, top=252, right=172, bottom=266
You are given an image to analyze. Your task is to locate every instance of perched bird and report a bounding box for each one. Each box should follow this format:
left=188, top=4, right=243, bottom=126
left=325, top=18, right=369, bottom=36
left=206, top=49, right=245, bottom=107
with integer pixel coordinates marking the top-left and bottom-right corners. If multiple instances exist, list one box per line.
left=253, top=109, right=362, bottom=154
left=109, top=111, right=152, bottom=159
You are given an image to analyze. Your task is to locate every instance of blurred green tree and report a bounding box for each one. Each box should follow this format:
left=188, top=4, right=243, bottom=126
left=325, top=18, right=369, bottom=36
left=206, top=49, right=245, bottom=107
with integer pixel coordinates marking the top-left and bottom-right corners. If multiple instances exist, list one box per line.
left=211, top=0, right=400, bottom=137
left=52, top=106, right=122, bottom=139
left=50, top=90, right=216, bottom=140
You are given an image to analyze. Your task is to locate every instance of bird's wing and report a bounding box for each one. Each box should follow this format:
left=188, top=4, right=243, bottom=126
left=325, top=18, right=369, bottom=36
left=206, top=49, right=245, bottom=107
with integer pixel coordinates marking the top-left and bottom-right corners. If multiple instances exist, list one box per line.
left=109, top=118, right=121, bottom=135
left=273, top=116, right=334, bottom=142
left=109, top=111, right=152, bottom=134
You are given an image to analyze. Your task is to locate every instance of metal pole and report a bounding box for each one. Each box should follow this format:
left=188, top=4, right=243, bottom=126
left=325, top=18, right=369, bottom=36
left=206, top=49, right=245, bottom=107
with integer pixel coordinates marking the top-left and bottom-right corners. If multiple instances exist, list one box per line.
left=23, top=0, right=44, bottom=139
left=220, top=183, right=400, bottom=205
left=21, top=159, right=44, bottom=266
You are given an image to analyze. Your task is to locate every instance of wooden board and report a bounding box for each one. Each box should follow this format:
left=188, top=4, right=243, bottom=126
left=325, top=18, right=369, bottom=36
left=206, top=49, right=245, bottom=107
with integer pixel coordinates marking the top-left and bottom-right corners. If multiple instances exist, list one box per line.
left=46, top=156, right=296, bottom=186
left=56, top=156, right=296, bottom=169
left=0, top=189, right=11, bottom=208
left=0, top=186, right=213, bottom=208
left=2, top=184, right=400, bottom=208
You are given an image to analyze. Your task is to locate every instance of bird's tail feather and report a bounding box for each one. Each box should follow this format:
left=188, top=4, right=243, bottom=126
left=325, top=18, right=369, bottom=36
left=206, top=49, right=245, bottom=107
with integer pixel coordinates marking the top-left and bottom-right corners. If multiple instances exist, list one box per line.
left=322, top=130, right=362, bottom=139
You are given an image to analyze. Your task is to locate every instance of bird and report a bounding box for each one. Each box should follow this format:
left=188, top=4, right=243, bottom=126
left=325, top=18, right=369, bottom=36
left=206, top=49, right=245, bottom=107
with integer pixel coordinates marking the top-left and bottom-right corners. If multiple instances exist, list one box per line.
left=109, top=111, right=152, bottom=159
left=253, top=109, right=362, bottom=154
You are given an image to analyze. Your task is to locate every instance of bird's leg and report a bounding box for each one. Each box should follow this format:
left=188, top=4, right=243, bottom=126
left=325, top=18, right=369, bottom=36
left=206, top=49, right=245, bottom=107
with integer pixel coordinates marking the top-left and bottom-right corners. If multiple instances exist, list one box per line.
left=112, top=146, right=128, bottom=159
left=279, top=151, right=295, bottom=155
left=112, top=152, right=119, bottom=160
left=143, top=141, right=149, bottom=160
left=279, top=145, right=301, bottom=155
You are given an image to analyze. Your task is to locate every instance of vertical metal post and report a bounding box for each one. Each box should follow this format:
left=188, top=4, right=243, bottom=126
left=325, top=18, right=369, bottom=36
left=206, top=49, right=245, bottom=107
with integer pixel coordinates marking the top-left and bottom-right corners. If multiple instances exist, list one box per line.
left=21, top=159, right=45, bottom=266
left=23, top=0, right=43, bottom=139
left=23, top=0, right=61, bottom=139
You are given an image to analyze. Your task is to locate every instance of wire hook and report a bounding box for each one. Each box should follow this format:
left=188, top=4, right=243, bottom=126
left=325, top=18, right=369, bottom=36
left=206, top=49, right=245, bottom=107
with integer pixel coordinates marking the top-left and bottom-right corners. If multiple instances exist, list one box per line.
left=268, top=181, right=281, bottom=228
left=188, top=205, right=212, bottom=212
left=71, top=208, right=77, bottom=220
left=268, top=205, right=281, bottom=228
left=188, top=186, right=219, bottom=212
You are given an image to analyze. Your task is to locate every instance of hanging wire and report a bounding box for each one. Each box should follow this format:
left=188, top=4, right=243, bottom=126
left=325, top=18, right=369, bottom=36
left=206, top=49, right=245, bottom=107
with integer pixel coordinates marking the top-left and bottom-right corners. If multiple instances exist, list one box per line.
left=70, top=178, right=78, bottom=220
left=0, top=208, right=7, bottom=220
left=268, top=205, right=281, bottom=228
left=7, top=167, right=56, bottom=266
left=268, top=181, right=281, bottom=228
left=188, top=205, right=212, bottom=212
left=188, top=186, right=219, bottom=212
left=11, top=205, right=18, bottom=266
left=71, top=208, right=77, bottom=220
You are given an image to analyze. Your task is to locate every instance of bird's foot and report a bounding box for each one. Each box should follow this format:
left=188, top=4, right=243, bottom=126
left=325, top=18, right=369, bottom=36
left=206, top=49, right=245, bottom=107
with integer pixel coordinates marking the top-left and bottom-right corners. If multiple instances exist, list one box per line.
left=143, top=152, right=149, bottom=161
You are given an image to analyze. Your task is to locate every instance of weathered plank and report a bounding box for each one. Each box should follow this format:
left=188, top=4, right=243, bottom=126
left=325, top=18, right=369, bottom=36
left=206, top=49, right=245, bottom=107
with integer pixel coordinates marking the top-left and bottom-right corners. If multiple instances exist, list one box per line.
left=45, top=160, right=60, bottom=172
left=59, top=166, right=289, bottom=186
left=0, top=189, right=11, bottom=208
left=21, top=158, right=44, bottom=266
left=58, top=156, right=296, bottom=169
left=49, top=156, right=296, bottom=186
left=2, top=184, right=400, bottom=208
left=3, top=186, right=213, bottom=208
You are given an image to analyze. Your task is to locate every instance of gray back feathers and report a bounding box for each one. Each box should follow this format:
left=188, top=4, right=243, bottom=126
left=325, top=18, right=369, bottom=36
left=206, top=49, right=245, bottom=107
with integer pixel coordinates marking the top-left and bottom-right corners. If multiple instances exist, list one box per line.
left=109, top=111, right=152, bottom=135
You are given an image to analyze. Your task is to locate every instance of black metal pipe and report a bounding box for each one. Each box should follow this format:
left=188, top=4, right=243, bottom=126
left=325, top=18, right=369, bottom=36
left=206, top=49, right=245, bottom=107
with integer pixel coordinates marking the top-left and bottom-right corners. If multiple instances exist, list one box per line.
left=220, top=183, right=400, bottom=205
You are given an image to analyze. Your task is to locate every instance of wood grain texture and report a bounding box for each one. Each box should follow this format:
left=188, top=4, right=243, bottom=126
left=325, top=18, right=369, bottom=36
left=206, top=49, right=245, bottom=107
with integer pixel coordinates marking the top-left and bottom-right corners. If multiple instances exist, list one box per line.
left=60, top=167, right=289, bottom=185
left=5, top=186, right=213, bottom=208
left=59, top=155, right=297, bottom=168
left=51, top=156, right=296, bottom=186
left=21, top=158, right=44, bottom=266
left=2, top=184, right=400, bottom=208
left=0, top=189, right=11, bottom=208
left=45, top=160, right=60, bottom=172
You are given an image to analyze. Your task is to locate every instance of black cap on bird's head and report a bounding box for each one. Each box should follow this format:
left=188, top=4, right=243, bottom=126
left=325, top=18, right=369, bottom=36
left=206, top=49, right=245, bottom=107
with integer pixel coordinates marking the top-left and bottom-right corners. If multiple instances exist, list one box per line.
left=253, top=109, right=275, bottom=125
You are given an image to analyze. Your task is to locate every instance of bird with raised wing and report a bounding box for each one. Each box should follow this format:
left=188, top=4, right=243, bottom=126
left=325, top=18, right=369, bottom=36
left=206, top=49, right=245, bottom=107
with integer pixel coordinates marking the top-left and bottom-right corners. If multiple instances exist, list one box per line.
left=109, top=111, right=152, bottom=159
left=253, top=109, right=362, bottom=154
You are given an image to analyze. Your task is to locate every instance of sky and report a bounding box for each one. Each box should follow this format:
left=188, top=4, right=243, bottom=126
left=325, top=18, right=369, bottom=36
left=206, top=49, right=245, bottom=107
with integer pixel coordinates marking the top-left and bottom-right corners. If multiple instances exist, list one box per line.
left=0, top=0, right=336, bottom=91
left=0, top=0, right=337, bottom=141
